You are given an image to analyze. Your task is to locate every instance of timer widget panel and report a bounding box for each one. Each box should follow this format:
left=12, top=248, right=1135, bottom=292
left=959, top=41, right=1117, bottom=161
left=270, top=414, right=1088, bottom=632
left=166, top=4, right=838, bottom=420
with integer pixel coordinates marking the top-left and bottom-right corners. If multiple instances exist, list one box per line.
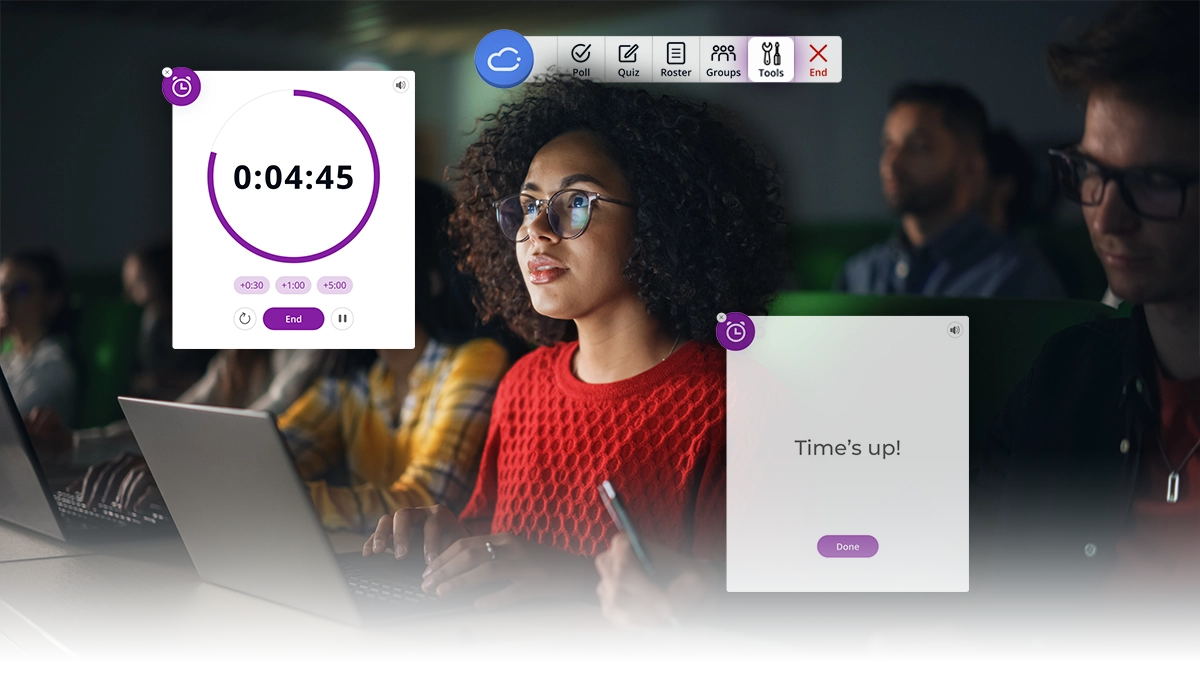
left=172, top=71, right=414, bottom=349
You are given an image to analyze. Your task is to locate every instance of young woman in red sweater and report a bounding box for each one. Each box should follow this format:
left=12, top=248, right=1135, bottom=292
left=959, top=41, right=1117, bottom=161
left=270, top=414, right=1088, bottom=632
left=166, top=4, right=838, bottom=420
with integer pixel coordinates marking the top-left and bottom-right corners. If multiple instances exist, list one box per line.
left=364, top=76, right=785, bottom=621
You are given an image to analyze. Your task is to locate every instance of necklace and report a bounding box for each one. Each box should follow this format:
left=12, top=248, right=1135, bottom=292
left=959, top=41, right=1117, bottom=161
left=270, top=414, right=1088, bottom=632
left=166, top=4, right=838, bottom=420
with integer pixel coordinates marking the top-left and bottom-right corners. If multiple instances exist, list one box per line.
left=1157, top=431, right=1200, bottom=503
left=571, top=334, right=682, bottom=379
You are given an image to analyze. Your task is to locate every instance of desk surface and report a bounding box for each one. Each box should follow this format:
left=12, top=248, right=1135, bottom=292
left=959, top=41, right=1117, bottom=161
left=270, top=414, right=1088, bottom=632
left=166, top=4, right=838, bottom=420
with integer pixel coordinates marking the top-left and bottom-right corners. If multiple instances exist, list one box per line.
left=0, top=519, right=90, bottom=563
left=0, top=528, right=604, bottom=662
left=0, top=518, right=180, bottom=561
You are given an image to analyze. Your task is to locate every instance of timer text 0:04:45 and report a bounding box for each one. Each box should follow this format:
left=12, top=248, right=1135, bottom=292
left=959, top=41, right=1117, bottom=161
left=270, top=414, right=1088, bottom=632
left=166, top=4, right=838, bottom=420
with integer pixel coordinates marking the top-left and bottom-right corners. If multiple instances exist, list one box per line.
left=233, top=165, right=353, bottom=190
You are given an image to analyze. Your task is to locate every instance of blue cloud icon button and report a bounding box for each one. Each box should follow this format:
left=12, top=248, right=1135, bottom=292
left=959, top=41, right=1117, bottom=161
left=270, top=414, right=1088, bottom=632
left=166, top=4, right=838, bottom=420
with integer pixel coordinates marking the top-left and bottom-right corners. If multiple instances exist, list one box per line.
left=475, top=30, right=534, bottom=88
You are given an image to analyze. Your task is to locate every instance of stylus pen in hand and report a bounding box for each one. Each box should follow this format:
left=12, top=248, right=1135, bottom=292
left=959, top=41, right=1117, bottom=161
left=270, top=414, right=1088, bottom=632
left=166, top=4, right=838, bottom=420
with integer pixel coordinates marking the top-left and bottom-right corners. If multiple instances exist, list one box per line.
left=598, top=480, right=680, bottom=627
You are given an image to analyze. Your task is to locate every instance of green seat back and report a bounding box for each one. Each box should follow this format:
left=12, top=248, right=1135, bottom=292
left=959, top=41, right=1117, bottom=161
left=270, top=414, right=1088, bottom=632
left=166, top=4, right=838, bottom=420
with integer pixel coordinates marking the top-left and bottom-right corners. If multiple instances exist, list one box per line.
left=789, top=223, right=892, bottom=290
left=70, top=298, right=141, bottom=428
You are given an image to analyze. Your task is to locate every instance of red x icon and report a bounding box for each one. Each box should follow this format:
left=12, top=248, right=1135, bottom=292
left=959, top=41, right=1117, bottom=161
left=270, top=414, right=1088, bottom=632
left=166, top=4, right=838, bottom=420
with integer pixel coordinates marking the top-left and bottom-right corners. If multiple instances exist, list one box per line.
left=810, top=44, right=828, bottom=63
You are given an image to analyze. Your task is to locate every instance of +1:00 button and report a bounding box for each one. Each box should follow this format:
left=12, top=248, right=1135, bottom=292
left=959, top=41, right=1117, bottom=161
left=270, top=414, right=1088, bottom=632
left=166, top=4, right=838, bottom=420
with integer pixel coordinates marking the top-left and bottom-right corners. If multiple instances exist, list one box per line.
left=263, top=308, right=324, bottom=330
left=817, top=535, right=878, bottom=558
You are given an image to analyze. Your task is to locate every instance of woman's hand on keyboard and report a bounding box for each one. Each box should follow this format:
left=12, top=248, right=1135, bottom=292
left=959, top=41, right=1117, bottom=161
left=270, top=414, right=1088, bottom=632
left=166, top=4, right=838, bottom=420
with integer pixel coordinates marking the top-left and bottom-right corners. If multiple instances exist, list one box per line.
left=419, top=532, right=597, bottom=610
left=363, top=504, right=469, bottom=563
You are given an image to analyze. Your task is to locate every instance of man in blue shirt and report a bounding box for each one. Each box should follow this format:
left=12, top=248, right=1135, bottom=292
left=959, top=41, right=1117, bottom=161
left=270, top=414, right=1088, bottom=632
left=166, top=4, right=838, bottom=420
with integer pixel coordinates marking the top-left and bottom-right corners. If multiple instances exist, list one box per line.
left=836, top=83, right=1064, bottom=298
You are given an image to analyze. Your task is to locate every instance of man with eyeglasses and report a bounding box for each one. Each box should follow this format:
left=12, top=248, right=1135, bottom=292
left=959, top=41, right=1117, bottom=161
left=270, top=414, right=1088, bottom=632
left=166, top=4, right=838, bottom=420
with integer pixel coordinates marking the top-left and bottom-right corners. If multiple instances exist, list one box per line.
left=984, top=2, right=1198, bottom=594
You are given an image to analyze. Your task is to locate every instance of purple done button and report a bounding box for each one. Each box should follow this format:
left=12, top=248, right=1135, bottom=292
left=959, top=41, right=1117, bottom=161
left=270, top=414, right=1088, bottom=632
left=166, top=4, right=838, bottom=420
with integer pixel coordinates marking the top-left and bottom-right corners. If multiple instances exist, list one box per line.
left=263, top=307, right=324, bottom=331
left=817, top=535, right=879, bottom=558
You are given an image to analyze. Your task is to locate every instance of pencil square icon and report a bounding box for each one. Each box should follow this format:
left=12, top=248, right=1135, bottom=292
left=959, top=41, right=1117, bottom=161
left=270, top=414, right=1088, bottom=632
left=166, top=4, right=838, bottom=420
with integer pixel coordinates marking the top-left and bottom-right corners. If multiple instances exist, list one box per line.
left=667, top=42, right=686, bottom=64
left=618, top=44, right=639, bottom=62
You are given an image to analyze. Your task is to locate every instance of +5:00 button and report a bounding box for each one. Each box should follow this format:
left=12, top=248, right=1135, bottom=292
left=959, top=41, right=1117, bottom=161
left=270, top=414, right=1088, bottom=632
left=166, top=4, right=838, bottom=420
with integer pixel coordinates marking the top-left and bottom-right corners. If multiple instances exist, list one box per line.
left=817, top=535, right=879, bottom=558
left=263, top=307, right=324, bottom=330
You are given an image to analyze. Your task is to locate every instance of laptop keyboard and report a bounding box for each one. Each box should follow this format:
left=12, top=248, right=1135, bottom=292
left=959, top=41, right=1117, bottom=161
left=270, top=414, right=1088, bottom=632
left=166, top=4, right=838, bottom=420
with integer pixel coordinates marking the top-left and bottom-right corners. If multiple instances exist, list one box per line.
left=54, top=490, right=170, bottom=528
left=340, top=559, right=433, bottom=605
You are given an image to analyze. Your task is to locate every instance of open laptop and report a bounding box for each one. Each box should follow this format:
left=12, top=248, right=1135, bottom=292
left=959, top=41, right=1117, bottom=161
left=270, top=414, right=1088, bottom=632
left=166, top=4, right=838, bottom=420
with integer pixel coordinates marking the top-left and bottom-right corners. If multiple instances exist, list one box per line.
left=0, top=371, right=173, bottom=542
left=118, top=396, right=480, bottom=625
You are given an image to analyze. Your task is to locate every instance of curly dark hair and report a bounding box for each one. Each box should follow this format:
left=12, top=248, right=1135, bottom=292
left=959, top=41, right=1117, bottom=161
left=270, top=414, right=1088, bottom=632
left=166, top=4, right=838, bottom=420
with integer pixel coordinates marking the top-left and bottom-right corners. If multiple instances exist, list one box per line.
left=447, top=75, right=787, bottom=346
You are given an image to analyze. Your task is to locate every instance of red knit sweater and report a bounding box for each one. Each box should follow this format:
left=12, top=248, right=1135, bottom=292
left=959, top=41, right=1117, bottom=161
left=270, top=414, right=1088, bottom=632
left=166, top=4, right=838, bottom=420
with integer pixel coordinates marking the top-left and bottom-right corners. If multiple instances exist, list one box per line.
left=460, top=340, right=726, bottom=561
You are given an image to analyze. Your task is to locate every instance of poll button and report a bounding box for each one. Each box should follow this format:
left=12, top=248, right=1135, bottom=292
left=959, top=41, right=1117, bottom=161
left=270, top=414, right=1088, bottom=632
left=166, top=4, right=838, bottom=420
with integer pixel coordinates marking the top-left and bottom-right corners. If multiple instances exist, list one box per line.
left=559, top=37, right=603, bottom=81
left=817, top=535, right=879, bottom=558
left=263, top=307, right=324, bottom=330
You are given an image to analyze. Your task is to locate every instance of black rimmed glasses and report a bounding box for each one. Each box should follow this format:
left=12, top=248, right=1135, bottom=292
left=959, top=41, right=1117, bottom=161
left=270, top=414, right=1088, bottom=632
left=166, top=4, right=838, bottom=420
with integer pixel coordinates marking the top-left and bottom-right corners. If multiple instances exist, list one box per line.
left=1048, top=148, right=1199, bottom=220
left=493, top=189, right=637, bottom=242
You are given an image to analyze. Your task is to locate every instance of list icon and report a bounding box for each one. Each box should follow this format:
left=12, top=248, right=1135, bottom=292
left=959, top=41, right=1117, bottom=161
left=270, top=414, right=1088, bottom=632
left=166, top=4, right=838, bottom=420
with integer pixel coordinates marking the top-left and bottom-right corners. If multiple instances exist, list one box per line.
left=667, top=41, right=686, bottom=64
left=653, top=36, right=699, bottom=82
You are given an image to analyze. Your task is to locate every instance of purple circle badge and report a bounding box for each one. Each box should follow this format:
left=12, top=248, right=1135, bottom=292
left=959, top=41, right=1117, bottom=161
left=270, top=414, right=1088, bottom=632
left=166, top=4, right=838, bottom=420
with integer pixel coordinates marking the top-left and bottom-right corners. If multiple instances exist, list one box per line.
left=162, top=67, right=201, bottom=106
left=716, top=312, right=755, bottom=351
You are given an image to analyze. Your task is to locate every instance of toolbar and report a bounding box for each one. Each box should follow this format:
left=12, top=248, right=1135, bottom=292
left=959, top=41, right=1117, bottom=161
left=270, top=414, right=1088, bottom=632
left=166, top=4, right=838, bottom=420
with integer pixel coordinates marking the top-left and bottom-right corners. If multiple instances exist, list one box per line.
left=520, top=36, right=841, bottom=83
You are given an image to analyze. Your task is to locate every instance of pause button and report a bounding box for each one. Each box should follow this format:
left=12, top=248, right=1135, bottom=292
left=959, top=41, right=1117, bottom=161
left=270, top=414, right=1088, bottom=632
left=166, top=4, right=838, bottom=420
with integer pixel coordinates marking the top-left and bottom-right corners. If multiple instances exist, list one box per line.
left=331, top=308, right=353, bottom=331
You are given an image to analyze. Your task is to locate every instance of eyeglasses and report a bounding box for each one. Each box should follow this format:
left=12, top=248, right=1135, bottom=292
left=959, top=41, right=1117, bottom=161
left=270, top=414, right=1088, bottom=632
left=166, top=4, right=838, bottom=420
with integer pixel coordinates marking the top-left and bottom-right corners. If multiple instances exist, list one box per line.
left=0, top=281, right=33, bottom=301
left=493, top=189, right=637, bottom=242
left=1048, top=148, right=1199, bottom=220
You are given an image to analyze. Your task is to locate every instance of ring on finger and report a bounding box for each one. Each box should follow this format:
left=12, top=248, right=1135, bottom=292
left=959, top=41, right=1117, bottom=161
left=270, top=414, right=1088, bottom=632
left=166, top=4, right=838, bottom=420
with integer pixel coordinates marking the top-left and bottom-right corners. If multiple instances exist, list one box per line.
left=484, top=541, right=497, bottom=561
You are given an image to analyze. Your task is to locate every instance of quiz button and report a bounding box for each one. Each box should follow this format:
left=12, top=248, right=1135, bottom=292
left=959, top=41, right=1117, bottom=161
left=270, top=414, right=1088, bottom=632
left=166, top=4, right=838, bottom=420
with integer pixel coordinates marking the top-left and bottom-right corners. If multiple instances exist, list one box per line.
left=817, top=535, right=878, bottom=558
left=263, top=307, right=324, bottom=331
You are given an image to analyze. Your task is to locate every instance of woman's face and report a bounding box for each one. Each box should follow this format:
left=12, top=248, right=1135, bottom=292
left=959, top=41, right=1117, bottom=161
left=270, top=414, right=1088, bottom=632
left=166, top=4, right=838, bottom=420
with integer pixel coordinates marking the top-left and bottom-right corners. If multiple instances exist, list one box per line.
left=0, top=260, right=51, bottom=332
left=515, top=131, right=639, bottom=322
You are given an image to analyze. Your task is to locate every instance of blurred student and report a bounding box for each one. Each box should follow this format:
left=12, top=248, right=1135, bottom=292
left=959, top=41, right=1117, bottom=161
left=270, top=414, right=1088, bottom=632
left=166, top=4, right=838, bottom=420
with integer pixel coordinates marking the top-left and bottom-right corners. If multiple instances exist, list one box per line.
left=0, top=251, right=76, bottom=421
left=986, top=1, right=1199, bottom=591
left=983, top=128, right=1037, bottom=234
left=27, top=347, right=336, bottom=470
left=123, top=242, right=211, bottom=399
left=364, top=76, right=785, bottom=619
left=836, top=83, right=1064, bottom=298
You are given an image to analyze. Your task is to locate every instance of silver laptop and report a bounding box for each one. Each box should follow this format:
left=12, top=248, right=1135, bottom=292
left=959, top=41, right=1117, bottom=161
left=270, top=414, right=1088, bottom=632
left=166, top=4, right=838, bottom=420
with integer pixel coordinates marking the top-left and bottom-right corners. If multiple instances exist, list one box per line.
left=118, top=397, right=478, bottom=625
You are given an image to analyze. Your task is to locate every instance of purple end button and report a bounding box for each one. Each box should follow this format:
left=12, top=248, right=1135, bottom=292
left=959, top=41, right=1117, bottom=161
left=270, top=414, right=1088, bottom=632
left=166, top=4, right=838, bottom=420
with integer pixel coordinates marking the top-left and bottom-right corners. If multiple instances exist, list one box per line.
left=263, top=307, right=324, bottom=331
left=817, top=535, right=879, bottom=558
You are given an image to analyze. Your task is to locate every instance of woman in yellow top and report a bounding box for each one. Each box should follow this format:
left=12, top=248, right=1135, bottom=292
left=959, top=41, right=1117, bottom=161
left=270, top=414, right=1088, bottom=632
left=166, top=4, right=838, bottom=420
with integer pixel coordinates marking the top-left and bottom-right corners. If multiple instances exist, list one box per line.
left=279, top=339, right=507, bottom=533
left=278, top=181, right=511, bottom=533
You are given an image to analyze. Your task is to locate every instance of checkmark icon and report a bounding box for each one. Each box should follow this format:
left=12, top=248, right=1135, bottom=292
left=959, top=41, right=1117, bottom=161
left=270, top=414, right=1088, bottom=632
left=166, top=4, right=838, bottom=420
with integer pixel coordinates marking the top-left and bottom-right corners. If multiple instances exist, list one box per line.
left=572, top=43, right=592, bottom=62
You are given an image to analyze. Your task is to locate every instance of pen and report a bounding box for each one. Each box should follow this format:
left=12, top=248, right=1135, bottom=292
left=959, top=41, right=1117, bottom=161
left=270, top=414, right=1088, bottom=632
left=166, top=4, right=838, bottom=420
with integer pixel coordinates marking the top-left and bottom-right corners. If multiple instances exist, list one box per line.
left=597, top=479, right=680, bottom=627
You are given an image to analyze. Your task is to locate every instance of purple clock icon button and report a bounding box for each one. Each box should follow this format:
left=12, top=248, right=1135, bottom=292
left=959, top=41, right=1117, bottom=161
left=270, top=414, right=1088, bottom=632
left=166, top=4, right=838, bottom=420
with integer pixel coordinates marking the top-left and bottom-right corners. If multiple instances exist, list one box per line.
left=716, top=311, right=756, bottom=351
left=234, top=276, right=269, bottom=294
left=275, top=276, right=311, bottom=294
left=317, top=276, right=353, bottom=294
left=162, top=67, right=201, bottom=106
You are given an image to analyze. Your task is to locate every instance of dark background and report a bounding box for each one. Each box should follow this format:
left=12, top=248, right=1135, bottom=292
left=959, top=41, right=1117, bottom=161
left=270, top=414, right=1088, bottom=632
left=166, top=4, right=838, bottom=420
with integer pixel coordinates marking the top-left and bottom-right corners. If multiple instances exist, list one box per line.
left=2, top=0, right=1111, bottom=276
